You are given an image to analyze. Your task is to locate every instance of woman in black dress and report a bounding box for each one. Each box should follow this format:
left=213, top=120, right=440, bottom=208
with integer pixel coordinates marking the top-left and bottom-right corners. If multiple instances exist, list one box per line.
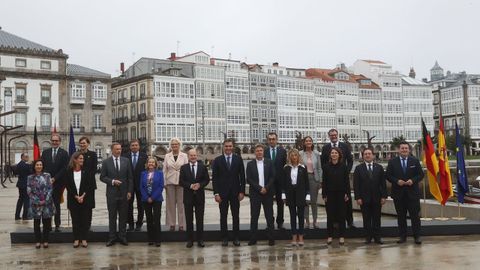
left=322, top=147, right=350, bottom=245
left=78, top=136, right=98, bottom=231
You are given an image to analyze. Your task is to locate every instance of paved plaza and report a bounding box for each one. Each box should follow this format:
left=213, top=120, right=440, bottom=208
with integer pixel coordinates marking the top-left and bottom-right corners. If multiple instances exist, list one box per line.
left=1, top=177, right=480, bottom=269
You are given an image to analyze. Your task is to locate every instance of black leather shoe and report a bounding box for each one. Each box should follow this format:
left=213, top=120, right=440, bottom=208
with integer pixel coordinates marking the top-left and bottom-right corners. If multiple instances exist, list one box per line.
left=127, top=225, right=134, bottom=232
left=222, top=240, right=228, bottom=247
left=347, top=224, right=357, bottom=229
left=374, top=238, right=384, bottom=245
left=233, top=239, right=241, bottom=246
left=248, top=240, right=257, bottom=246
left=155, top=242, right=161, bottom=247
left=106, top=240, right=115, bottom=247
left=134, top=225, right=142, bottom=232
left=119, top=239, right=128, bottom=246
left=414, top=237, right=422, bottom=245
left=268, top=240, right=275, bottom=246
left=397, top=237, right=407, bottom=244
left=277, top=224, right=285, bottom=230
left=197, top=241, right=205, bottom=247
left=186, top=241, right=194, bottom=248
left=148, top=242, right=154, bottom=246
left=55, top=227, right=61, bottom=233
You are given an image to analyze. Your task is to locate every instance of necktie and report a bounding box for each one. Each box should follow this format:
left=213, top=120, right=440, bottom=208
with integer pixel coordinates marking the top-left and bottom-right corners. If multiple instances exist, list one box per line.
left=402, top=158, right=407, bottom=174
left=115, top=158, right=120, bottom=172
left=227, top=156, right=231, bottom=169
left=133, top=153, right=137, bottom=168
left=368, top=163, right=373, bottom=177
left=53, top=148, right=57, bottom=163
left=191, top=164, right=196, bottom=180
left=333, top=143, right=337, bottom=148
left=272, top=148, right=276, bottom=161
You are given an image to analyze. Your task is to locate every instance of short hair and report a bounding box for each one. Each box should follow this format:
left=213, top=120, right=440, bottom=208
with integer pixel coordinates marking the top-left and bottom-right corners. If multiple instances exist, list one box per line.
left=223, top=138, right=235, bottom=145
left=398, top=141, right=410, bottom=148
left=287, top=148, right=303, bottom=165
left=254, top=144, right=264, bottom=150
left=32, top=159, right=44, bottom=172
left=21, top=152, right=28, bottom=158
left=68, top=151, right=84, bottom=169
left=329, top=147, right=344, bottom=164
left=169, top=137, right=182, bottom=148
left=302, top=136, right=314, bottom=151
left=187, top=149, right=197, bottom=155
left=328, top=129, right=338, bottom=136
left=145, top=156, right=159, bottom=169
left=111, top=142, right=122, bottom=150
left=51, top=134, right=61, bottom=141
left=267, top=132, right=278, bottom=139
left=130, top=139, right=140, bottom=146
left=79, top=136, right=90, bottom=144
left=361, top=147, right=374, bottom=155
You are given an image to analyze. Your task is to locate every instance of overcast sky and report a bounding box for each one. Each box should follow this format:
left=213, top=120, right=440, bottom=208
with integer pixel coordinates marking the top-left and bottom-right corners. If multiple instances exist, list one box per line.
left=2, top=0, right=478, bottom=79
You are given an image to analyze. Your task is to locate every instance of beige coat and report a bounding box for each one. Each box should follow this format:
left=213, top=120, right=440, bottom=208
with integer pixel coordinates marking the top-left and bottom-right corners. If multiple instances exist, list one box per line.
left=163, top=152, right=188, bottom=185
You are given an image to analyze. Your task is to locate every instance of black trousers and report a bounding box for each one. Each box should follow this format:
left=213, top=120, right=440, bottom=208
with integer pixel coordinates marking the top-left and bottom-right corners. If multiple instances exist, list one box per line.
left=274, top=180, right=284, bottom=226
left=52, top=188, right=62, bottom=227
left=360, top=201, right=382, bottom=240
left=34, top=218, right=51, bottom=242
left=287, top=191, right=305, bottom=236
left=128, top=187, right=144, bottom=227
left=219, top=192, right=240, bottom=240
left=143, top=201, right=162, bottom=243
left=393, top=195, right=421, bottom=238
left=346, top=192, right=354, bottom=225
left=250, top=194, right=274, bottom=241
left=326, top=191, right=346, bottom=237
left=107, top=198, right=128, bottom=241
left=184, top=194, right=205, bottom=242
left=15, top=187, right=29, bottom=219
left=70, top=206, right=91, bottom=240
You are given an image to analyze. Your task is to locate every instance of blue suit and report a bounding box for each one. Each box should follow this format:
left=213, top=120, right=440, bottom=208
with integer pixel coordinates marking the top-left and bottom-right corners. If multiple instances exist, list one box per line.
left=139, top=169, right=164, bottom=244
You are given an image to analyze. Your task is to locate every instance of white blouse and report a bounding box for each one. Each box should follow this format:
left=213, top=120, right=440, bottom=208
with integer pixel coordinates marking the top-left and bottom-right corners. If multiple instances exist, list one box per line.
left=290, top=166, right=298, bottom=185
left=74, top=170, right=82, bottom=194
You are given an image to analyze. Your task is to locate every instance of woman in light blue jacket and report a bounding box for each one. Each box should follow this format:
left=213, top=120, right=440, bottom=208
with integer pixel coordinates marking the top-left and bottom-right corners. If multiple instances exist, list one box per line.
left=299, top=136, right=322, bottom=229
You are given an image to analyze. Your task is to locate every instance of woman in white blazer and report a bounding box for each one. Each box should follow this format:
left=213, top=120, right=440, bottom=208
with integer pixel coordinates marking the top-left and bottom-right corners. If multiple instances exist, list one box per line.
left=163, top=138, right=188, bottom=231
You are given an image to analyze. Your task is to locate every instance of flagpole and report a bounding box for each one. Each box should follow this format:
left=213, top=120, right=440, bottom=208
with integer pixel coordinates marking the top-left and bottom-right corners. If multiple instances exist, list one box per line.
left=421, top=178, right=432, bottom=221
left=435, top=205, right=449, bottom=221
left=452, top=200, right=466, bottom=220
left=452, top=113, right=467, bottom=220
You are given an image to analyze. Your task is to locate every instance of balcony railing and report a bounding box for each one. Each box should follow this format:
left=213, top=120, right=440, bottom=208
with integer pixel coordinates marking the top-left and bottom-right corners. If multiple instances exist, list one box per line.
left=92, top=98, right=107, bottom=106
left=15, top=96, right=26, bottom=103
left=112, top=118, right=116, bottom=125
left=73, top=126, right=85, bottom=133
left=140, top=93, right=146, bottom=99
left=117, top=97, right=126, bottom=104
left=70, top=96, right=85, bottom=104
left=92, top=127, right=107, bottom=133
left=138, top=113, right=147, bottom=121
left=40, top=97, right=51, bottom=104
left=130, top=115, right=137, bottom=122
left=131, top=96, right=136, bottom=102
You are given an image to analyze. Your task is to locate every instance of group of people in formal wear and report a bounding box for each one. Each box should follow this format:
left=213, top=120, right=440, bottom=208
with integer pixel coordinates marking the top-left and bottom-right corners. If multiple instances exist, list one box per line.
left=15, top=128, right=425, bottom=249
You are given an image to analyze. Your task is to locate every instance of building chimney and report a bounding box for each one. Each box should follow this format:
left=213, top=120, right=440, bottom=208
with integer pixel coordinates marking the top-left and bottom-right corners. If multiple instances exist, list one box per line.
left=273, top=62, right=279, bottom=67
left=409, top=67, right=416, bottom=79
left=170, top=52, right=176, bottom=60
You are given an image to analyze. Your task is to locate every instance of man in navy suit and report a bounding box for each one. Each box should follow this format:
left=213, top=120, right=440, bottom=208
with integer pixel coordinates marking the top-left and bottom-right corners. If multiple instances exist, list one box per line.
left=42, top=134, right=69, bottom=232
left=123, top=139, right=148, bottom=232
left=353, top=148, right=387, bottom=244
left=386, top=141, right=424, bottom=245
left=212, top=138, right=246, bottom=246
left=247, top=144, right=275, bottom=246
left=321, top=128, right=355, bottom=228
left=179, top=149, right=210, bottom=248
left=15, top=153, right=32, bottom=220
left=264, top=132, right=287, bottom=229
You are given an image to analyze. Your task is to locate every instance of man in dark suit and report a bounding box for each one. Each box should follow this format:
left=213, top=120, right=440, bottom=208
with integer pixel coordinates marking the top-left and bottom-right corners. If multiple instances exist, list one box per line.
left=247, top=144, right=275, bottom=246
left=123, top=139, right=148, bottom=232
left=264, top=132, right=287, bottom=230
left=15, top=153, right=32, bottom=220
left=41, top=134, right=69, bottom=232
left=353, top=148, right=387, bottom=244
left=212, top=138, right=246, bottom=246
left=386, top=141, right=424, bottom=245
left=179, top=149, right=210, bottom=248
left=100, top=142, right=133, bottom=246
left=320, top=128, right=355, bottom=228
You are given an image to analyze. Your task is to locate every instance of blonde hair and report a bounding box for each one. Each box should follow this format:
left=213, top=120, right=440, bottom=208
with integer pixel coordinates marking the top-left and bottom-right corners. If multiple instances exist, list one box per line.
left=145, top=156, right=159, bottom=170
left=169, top=137, right=182, bottom=149
left=287, top=148, right=303, bottom=166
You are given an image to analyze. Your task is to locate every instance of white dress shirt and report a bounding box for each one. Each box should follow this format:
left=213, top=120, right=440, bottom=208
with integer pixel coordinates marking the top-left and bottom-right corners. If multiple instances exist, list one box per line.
left=290, top=166, right=298, bottom=185
left=256, top=159, right=265, bottom=187
left=73, top=170, right=82, bottom=194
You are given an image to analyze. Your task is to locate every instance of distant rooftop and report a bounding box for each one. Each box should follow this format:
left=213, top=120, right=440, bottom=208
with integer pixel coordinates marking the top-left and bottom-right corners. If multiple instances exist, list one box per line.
left=402, top=76, right=428, bottom=86
left=67, top=64, right=110, bottom=79
left=0, top=28, right=57, bottom=52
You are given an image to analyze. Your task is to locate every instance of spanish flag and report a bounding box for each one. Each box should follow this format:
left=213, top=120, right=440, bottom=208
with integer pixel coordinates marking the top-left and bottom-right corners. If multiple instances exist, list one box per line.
left=438, top=116, right=453, bottom=205
left=422, top=118, right=442, bottom=203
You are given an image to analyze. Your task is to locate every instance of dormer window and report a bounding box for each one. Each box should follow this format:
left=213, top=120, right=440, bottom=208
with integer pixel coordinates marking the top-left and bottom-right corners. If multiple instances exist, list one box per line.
left=360, top=79, right=371, bottom=85
left=334, top=72, right=350, bottom=81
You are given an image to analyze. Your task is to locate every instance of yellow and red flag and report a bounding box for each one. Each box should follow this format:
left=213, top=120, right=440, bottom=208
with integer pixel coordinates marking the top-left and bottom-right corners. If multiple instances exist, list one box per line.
left=422, top=118, right=442, bottom=203
left=438, top=116, right=453, bottom=205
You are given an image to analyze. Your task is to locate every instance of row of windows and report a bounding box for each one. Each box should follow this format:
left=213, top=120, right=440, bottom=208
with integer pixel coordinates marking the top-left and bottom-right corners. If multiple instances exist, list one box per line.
left=195, top=67, right=224, bottom=80
left=155, top=102, right=195, bottom=119
left=155, top=81, right=195, bottom=98
left=195, top=81, right=224, bottom=99
left=70, top=83, right=108, bottom=99
left=156, top=123, right=196, bottom=143
left=278, top=95, right=315, bottom=110
left=277, top=79, right=313, bottom=91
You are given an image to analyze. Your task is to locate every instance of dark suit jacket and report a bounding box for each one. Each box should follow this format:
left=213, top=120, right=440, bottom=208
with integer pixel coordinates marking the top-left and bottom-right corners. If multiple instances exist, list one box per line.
left=320, top=142, right=353, bottom=172
left=100, top=156, right=133, bottom=202
left=123, top=151, right=148, bottom=191
left=282, top=165, right=310, bottom=207
left=179, top=161, right=210, bottom=205
left=386, top=156, right=424, bottom=200
left=246, top=159, right=275, bottom=198
left=65, top=168, right=95, bottom=209
left=212, top=154, right=246, bottom=200
left=42, top=147, right=69, bottom=189
left=264, top=146, right=287, bottom=180
left=15, top=160, right=32, bottom=189
left=82, top=150, right=98, bottom=188
left=353, top=163, right=387, bottom=204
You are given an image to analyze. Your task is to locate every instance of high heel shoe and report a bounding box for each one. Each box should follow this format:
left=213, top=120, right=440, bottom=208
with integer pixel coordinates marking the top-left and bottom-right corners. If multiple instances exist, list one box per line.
left=73, top=240, right=79, bottom=248
left=43, top=243, right=49, bottom=248
left=327, top=237, right=333, bottom=245
left=35, top=243, right=41, bottom=249
left=339, top=238, right=345, bottom=245
left=81, top=240, right=88, bottom=248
